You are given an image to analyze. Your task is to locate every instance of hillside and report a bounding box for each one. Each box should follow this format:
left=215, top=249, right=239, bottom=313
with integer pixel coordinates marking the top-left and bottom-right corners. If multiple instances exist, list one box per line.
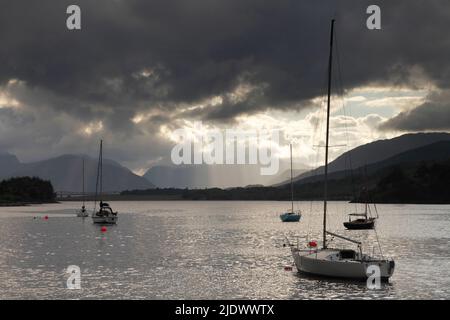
left=289, top=140, right=450, bottom=187
left=289, top=132, right=450, bottom=184
left=0, top=153, right=154, bottom=192
left=290, top=142, right=450, bottom=203
left=122, top=141, right=450, bottom=203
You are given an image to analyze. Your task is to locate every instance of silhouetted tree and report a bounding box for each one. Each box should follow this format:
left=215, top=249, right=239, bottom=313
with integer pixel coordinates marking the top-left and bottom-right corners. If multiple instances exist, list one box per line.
left=0, top=177, right=56, bottom=203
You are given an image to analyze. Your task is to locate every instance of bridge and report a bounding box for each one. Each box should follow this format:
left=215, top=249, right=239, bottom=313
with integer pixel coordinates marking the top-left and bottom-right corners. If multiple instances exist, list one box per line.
left=55, top=191, right=121, bottom=199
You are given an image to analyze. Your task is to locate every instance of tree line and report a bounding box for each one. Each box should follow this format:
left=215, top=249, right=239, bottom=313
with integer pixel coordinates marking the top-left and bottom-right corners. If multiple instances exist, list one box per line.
left=0, top=177, right=56, bottom=204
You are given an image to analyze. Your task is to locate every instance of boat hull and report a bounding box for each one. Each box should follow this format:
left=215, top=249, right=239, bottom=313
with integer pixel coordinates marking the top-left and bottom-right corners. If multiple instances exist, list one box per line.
left=291, top=248, right=394, bottom=281
left=343, top=218, right=375, bottom=230
left=77, top=210, right=89, bottom=218
left=280, top=212, right=301, bottom=222
left=92, top=215, right=118, bottom=224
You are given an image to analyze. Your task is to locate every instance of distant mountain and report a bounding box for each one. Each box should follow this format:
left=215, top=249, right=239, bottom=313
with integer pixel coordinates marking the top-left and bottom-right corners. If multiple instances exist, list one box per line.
left=268, top=168, right=309, bottom=185
left=144, top=165, right=208, bottom=188
left=121, top=154, right=450, bottom=203
left=290, top=144, right=450, bottom=204
left=144, top=161, right=310, bottom=188
left=0, top=152, right=21, bottom=177
left=365, top=140, right=450, bottom=171
left=291, top=140, right=450, bottom=187
left=0, top=154, right=154, bottom=192
left=287, top=132, right=450, bottom=184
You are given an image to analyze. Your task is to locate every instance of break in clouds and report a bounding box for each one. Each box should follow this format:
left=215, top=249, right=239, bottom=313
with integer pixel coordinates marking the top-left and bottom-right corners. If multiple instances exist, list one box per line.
left=0, top=0, right=450, bottom=171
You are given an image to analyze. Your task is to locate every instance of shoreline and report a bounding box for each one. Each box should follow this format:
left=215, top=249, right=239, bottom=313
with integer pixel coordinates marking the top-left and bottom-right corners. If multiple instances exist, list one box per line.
left=0, top=201, right=59, bottom=207
left=55, top=195, right=450, bottom=205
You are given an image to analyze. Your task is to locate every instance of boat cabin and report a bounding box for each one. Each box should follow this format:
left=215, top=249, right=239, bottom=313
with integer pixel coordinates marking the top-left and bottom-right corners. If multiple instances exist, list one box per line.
left=97, top=202, right=117, bottom=216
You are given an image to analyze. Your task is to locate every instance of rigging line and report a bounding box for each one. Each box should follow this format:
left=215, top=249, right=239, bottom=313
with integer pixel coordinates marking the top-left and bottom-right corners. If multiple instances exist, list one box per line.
left=373, top=224, right=384, bottom=259
left=82, top=157, right=85, bottom=207
left=335, top=28, right=384, bottom=255
left=307, top=49, right=330, bottom=241
left=334, top=26, right=358, bottom=210
left=94, top=141, right=101, bottom=214
left=373, top=202, right=379, bottom=219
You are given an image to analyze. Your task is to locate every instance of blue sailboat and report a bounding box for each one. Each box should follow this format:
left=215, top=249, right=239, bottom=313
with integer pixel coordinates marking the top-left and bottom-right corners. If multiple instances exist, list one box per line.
left=280, top=144, right=301, bottom=222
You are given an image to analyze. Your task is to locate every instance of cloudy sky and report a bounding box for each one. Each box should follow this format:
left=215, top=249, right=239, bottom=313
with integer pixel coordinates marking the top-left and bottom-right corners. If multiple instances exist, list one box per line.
left=0, top=0, right=449, bottom=175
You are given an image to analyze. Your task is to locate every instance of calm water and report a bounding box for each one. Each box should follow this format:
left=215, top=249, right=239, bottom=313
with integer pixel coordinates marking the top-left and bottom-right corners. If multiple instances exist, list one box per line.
left=0, top=201, right=449, bottom=299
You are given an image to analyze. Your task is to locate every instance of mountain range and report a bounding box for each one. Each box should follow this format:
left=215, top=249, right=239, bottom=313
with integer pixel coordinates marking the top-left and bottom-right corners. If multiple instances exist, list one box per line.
left=1, top=132, right=450, bottom=193
left=283, top=132, right=450, bottom=186
left=0, top=153, right=153, bottom=192
left=122, top=136, right=450, bottom=203
left=143, top=162, right=310, bottom=189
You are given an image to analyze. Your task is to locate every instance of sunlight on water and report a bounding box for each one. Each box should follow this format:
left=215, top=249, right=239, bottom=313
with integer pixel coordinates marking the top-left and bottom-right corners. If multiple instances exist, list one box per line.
left=0, top=201, right=449, bottom=299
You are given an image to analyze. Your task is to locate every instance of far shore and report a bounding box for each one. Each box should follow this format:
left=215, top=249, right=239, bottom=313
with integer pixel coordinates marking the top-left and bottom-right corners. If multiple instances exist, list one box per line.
left=0, top=201, right=59, bottom=207
left=55, top=194, right=450, bottom=205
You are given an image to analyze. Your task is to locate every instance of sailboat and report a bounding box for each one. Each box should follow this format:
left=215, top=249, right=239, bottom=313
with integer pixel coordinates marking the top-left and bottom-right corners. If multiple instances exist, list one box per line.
left=289, top=19, right=395, bottom=280
left=92, top=140, right=118, bottom=224
left=280, top=144, right=301, bottom=222
left=76, top=157, right=89, bottom=217
left=344, top=198, right=377, bottom=230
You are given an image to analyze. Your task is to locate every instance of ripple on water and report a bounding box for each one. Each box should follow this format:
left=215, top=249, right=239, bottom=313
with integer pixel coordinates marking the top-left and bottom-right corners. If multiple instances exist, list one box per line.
left=0, top=201, right=449, bottom=299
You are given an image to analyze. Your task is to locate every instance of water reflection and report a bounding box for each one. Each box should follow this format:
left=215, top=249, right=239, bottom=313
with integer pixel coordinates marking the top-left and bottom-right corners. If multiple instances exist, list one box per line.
left=0, top=201, right=449, bottom=299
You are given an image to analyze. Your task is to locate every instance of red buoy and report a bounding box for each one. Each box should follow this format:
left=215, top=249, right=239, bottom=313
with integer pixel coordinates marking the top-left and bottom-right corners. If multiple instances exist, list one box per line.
left=44, top=215, right=49, bottom=220
left=100, top=226, right=107, bottom=233
left=308, top=241, right=317, bottom=248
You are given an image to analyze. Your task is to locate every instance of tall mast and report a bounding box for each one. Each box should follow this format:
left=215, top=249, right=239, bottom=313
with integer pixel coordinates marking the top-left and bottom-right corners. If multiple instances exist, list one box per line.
left=323, top=19, right=335, bottom=249
left=290, top=144, right=294, bottom=213
left=82, top=157, right=85, bottom=207
left=94, top=139, right=102, bottom=214
left=99, top=140, right=103, bottom=201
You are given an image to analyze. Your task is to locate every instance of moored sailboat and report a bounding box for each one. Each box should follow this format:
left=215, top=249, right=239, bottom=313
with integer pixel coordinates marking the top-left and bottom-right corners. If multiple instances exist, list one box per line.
left=289, top=19, right=394, bottom=281
left=77, top=157, right=89, bottom=217
left=92, top=140, right=118, bottom=224
left=280, top=144, right=301, bottom=222
left=344, top=200, right=377, bottom=230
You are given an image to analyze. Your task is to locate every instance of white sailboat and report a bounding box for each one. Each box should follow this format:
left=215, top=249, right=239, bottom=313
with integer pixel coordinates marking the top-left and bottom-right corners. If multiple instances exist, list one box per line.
left=92, top=140, right=118, bottom=224
left=77, top=157, right=89, bottom=217
left=289, top=19, right=395, bottom=281
left=280, top=144, right=301, bottom=222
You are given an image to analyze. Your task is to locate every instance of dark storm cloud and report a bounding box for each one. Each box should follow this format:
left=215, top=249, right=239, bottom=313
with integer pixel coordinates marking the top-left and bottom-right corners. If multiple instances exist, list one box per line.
left=1, top=0, right=449, bottom=126
left=380, top=90, right=450, bottom=131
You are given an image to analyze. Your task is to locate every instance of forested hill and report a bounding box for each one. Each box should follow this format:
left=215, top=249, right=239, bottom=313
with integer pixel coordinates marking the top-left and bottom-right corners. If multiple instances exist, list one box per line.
left=0, top=177, right=56, bottom=205
left=358, top=161, right=450, bottom=204
left=121, top=158, right=450, bottom=204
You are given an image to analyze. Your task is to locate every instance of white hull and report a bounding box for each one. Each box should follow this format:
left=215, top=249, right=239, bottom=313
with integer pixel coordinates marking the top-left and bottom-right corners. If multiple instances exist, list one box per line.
left=92, top=215, right=118, bottom=224
left=77, top=210, right=89, bottom=217
left=291, top=247, right=394, bottom=280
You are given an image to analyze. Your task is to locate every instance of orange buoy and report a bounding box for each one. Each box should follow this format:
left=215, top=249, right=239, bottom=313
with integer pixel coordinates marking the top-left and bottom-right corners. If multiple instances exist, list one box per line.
left=100, top=226, right=107, bottom=233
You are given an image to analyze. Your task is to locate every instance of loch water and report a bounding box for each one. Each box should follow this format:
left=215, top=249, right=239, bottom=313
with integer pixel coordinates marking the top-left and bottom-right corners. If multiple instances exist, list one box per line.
left=0, top=201, right=449, bottom=299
